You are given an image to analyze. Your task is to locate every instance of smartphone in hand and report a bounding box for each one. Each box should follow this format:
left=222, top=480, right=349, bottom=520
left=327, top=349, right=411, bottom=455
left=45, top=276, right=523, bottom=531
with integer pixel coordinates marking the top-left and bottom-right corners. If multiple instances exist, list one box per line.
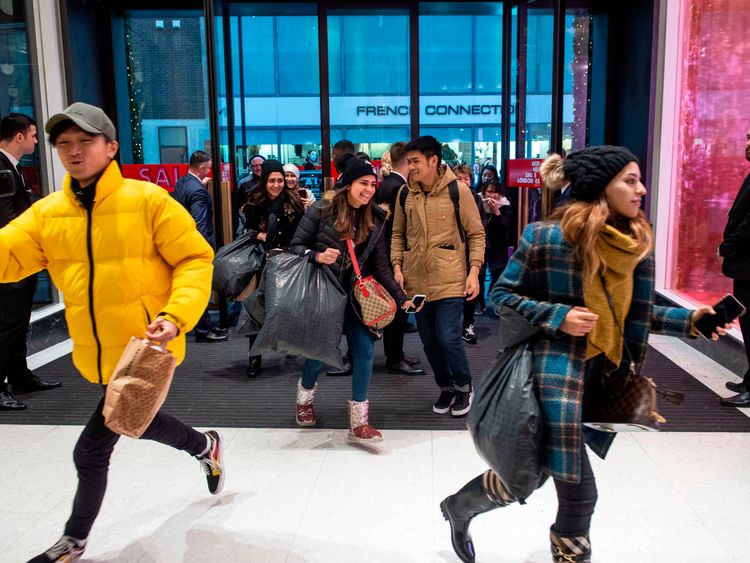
left=406, top=294, right=426, bottom=313
left=298, top=188, right=308, bottom=198
left=695, top=294, right=746, bottom=339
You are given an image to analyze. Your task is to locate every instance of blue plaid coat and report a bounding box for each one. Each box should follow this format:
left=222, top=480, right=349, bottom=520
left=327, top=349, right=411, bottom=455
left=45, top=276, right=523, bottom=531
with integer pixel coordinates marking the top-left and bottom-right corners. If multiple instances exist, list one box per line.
left=491, top=221, right=693, bottom=483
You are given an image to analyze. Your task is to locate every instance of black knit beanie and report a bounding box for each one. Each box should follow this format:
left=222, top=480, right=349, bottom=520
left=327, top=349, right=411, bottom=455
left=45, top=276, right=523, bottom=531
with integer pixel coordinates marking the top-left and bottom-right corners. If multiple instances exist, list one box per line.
left=261, top=159, right=285, bottom=182
left=335, top=156, right=377, bottom=188
left=563, top=145, right=639, bottom=202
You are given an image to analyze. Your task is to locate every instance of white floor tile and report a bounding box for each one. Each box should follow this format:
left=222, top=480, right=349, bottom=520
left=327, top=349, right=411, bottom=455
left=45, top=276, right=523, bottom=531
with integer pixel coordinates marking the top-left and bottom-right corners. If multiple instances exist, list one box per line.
left=4, top=424, right=750, bottom=562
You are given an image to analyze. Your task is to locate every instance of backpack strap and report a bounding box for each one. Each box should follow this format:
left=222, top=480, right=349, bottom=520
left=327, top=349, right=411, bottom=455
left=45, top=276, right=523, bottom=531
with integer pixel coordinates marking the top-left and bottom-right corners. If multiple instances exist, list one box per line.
left=448, top=180, right=466, bottom=244
left=398, top=184, right=410, bottom=251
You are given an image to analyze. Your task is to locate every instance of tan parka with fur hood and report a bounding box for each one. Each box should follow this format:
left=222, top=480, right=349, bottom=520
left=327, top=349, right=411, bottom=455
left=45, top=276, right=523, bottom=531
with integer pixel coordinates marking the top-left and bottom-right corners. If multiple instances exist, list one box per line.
left=390, top=164, right=485, bottom=301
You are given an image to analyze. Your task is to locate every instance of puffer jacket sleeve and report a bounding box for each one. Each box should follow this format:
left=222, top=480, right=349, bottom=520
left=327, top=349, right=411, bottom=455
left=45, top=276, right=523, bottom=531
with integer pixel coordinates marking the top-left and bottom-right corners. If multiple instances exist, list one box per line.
left=370, top=225, right=407, bottom=306
left=490, top=223, right=572, bottom=336
left=290, top=202, right=322, bottom=262
left=150, top=190, right=214, bottom=334
left=0, top=206, right=47, bottom=283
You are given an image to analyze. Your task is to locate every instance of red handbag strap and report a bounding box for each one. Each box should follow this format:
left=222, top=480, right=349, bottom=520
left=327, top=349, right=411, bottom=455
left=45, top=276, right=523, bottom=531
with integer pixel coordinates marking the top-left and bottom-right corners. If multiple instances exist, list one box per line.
left=346, top=238, right=363, bottom=279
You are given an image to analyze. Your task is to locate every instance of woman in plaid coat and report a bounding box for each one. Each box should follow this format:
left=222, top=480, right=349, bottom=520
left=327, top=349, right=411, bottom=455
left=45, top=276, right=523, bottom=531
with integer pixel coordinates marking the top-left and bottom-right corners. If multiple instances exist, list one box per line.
left=440, top=146, right=729, bottom=563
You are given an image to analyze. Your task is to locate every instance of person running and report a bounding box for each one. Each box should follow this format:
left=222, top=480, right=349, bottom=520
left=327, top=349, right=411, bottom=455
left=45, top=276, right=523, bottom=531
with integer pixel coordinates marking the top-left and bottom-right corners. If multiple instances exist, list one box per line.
left=439, top=146, right=729, bottom=563
left=0, top=103, right=226, bottom=563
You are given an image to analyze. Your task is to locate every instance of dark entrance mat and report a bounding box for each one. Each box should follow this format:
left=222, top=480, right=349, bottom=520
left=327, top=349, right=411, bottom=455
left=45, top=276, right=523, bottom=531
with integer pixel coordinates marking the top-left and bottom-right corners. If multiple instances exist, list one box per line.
left=4, top=315, right=749, bottom=432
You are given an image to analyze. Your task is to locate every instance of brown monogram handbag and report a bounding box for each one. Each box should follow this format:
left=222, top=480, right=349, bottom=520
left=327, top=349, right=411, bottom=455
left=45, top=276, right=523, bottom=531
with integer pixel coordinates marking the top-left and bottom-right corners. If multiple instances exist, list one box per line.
left=346, top=238, right=398, bottom=329
left=102, top=337, right=177, bottom=438
left=582, top=276, right=684, bottom=432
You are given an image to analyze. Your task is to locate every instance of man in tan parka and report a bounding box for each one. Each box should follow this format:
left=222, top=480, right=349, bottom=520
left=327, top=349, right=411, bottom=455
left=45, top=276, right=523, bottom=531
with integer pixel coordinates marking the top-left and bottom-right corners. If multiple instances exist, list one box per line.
left=0, top=103, right=226, bottom=563
left=391, top=136, right=485, bottom=418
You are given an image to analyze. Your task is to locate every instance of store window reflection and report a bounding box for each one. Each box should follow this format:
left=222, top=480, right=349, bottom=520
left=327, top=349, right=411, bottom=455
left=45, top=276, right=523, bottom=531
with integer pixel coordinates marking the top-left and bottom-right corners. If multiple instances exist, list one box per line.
left=668, top=0, right=749, bottom=305
left=0, top=2, right=54, bottom=307
left=117, top=12, right=210, bottom=166
left=419, top=3, right=503, bottom=171
left=328, top=11, right=409, bottom=168
left=229, top=5, right=321, bottom=182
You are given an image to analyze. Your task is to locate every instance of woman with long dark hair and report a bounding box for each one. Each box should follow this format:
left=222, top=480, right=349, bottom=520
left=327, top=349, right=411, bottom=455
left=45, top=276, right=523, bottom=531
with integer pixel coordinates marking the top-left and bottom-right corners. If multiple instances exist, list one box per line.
left=242, top=159, right=305, bottom=377
left=290, top=156, right=416, bottom=443
left=439, top=146, right=729, bottom=562
left=481, top=180, right=512, bottom=292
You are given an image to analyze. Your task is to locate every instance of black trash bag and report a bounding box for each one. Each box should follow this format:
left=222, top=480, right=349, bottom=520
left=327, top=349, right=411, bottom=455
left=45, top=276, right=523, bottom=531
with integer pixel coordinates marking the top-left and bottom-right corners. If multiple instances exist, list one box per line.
left=235, top=268, right=267, bottom=336
left=212, top=230, right=265, bottom=299
left=250, top=252, right=346, bottom=368
left=467, top=341, right=547, bottom=503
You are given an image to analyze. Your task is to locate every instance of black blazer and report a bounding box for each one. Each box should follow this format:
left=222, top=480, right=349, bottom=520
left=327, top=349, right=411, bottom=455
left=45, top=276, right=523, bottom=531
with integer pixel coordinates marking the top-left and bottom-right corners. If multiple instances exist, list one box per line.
left=0, top=151, right=31, bottom=229
left=172, top=173, right=214, bottom=246
left=720, top=173, right=750, bottom=280
left=375, top=171, right=408, bottom=253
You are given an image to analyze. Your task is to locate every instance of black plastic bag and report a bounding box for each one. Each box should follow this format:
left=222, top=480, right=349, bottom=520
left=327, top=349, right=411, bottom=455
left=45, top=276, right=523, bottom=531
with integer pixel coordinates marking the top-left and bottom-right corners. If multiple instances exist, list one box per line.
left=212, top=230, right=265, bottom=299
left=235, top=268, right=267, bottom=336
left=467, top=341, right=547, bottom=502
left=250, top=252, right=346, bottom=368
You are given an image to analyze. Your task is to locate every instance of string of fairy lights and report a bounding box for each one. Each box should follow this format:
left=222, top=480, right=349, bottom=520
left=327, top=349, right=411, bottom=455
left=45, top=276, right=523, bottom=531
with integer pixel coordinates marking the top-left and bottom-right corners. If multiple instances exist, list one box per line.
left=124, top=20, right=144, bottom=163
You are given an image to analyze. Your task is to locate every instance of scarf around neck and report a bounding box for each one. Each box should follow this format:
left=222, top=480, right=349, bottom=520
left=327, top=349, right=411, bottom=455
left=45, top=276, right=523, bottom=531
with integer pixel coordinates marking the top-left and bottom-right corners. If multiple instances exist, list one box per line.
left=584, top=224, right=643, bottom=367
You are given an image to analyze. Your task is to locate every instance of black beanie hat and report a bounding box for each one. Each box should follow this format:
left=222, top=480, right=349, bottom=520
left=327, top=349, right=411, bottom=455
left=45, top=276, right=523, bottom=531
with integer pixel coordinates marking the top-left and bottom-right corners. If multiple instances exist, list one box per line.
left=335, top=156, right=377, bottom=188
left=261, top=159, right=285, bottom=182
left=563, top=145, right=639, bottom=202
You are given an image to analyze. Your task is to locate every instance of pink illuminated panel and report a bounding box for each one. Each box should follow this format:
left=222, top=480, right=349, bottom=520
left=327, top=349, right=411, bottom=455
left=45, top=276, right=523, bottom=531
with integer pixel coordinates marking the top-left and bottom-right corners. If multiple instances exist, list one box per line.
left=670, top=0, right=750, bottom=305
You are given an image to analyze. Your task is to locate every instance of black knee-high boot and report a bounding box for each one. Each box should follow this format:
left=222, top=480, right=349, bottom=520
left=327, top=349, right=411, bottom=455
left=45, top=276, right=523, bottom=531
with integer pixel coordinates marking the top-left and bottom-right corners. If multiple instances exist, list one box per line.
left=550, top=527, right=592, bottom=562
left=440, top=471, right=514, bottom=563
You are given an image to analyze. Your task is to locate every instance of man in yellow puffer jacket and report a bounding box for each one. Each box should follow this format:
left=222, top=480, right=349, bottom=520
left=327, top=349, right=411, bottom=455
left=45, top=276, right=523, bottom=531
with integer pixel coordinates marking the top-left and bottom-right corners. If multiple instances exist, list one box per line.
left=0, top=103, right=226, bottom=563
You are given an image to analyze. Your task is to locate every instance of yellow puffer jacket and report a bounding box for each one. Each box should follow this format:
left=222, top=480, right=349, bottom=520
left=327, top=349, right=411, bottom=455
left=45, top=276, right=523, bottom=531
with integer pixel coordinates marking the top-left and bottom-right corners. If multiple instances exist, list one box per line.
left=0, top=161, right=214, bottom=384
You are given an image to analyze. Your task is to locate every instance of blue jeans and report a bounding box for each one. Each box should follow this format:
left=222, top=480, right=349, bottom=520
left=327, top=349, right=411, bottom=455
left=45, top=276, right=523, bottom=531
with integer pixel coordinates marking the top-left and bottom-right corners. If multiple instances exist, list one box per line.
left=415, top=297, right=472, bottom=391
left=301, top=306, right=375, bottom=402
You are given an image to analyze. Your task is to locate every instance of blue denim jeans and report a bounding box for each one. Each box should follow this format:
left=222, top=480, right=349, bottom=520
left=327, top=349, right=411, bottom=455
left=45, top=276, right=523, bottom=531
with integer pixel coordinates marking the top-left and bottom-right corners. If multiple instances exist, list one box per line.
left=415, top=297, right=472, bottom=391
left=301, top=305, right=375, bottom=402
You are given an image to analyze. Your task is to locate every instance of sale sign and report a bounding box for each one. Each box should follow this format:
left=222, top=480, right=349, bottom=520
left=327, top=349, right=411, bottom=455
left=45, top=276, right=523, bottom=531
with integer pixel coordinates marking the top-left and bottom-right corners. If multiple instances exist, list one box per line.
left=121, top=164, right=188, bottom=192
left=506, top=158, right=543, bottom=188
left=121, top=163, right=233, bottom=191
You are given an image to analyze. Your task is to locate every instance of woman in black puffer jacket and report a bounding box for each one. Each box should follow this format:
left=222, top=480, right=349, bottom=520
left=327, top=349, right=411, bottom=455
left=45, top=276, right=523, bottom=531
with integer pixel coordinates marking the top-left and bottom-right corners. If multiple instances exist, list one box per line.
left=242, top=159, right=305, bottom=377
left=289, top=156, right=415, bottom=443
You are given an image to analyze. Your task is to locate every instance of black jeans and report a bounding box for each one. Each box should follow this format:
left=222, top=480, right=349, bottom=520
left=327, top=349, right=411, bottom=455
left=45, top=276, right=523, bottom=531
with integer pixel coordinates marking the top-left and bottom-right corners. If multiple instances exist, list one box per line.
left=0, top=274, right=37, bottom=391
left=733, top=279, right=750, bottom=388
left=64, top=397, right=207, bottom=539
left=383, top=308, right=408, bottom=366
left=552, top=446, right=598, bottom=536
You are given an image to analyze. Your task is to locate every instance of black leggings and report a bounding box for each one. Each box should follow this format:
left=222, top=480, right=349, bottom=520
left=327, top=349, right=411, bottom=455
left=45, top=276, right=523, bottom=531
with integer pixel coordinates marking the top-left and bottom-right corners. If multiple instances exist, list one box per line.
left=64, top=397, right=207, bottom=539
left=551, top=446, right=598, bottom=536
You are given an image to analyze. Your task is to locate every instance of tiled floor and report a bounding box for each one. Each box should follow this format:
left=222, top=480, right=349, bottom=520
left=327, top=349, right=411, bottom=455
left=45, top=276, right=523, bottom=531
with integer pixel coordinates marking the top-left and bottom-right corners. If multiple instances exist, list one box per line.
left=4, top=334, right=750, bottom=563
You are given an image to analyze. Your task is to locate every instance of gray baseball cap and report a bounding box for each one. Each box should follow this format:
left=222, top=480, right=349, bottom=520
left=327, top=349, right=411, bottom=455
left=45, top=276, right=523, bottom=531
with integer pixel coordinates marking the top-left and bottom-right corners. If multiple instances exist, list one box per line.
left=45, top=102, right=117, bottom=141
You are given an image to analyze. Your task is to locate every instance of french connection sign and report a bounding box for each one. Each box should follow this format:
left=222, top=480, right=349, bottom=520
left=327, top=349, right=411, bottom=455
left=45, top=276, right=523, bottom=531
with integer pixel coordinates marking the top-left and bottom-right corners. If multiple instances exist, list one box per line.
left=228, top=94, right=569, bottom=127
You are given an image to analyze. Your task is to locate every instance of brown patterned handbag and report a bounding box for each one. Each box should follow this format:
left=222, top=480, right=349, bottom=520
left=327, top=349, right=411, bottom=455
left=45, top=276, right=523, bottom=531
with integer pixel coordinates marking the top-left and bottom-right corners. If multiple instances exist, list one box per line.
left=582, top=276, right=684, bottom=432
left=102, top=337, right=176, bottom=438
left=346, top=238, right=398, bottom=329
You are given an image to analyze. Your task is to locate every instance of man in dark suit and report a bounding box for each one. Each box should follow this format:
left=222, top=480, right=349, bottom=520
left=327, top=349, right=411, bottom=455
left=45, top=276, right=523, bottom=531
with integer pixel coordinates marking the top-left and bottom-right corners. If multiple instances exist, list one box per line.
left=374, top=142, right=424, bottom=376
left=0, top=113, right=61, bottom=410
left=719, top=128, right=750, bottom=407
left=172, top=150, right=227, bottom=343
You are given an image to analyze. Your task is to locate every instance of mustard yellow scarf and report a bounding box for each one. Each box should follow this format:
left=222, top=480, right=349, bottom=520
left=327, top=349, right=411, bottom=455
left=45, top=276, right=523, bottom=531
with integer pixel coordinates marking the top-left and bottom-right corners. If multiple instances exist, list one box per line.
left=584, top=225, right=643, bottom=367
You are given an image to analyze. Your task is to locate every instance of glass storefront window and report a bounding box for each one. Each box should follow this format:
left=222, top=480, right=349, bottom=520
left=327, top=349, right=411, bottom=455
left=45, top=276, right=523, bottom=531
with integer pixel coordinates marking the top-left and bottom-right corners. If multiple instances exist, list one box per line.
left=666, top=0, right=748, bottom=305
left=116, top=12, right=210, bottom=166
left=229, top=5, right=321, bottom=179
left=0, top=2, right=54, bottom=307
left=419, top=3, right=503, bottom=172
left=328, top=11, right=409, bottom=166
